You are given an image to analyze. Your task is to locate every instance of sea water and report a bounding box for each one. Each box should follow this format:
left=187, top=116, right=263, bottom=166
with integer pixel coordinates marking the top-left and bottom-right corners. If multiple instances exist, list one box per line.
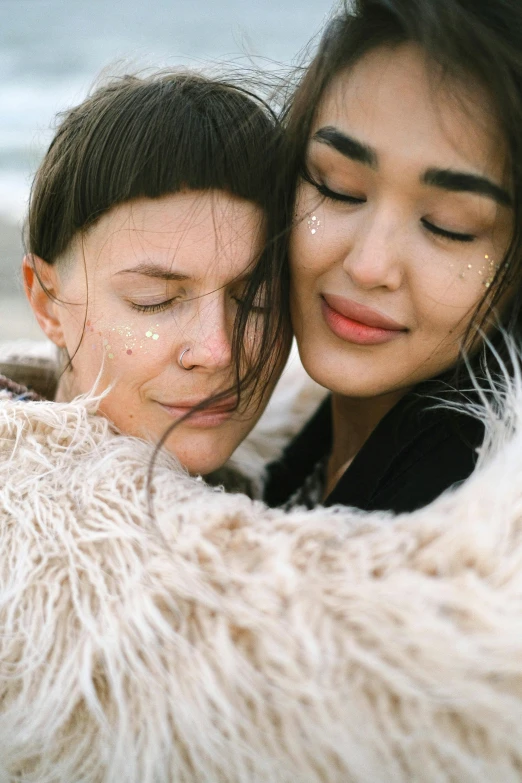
left=0, top=0, right=333, bottom=223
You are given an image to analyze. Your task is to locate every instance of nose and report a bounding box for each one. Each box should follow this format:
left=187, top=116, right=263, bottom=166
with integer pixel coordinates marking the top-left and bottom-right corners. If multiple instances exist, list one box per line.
left=180, top=295, right=233, bottom=371
left=342, top=206, right=404, bottom=291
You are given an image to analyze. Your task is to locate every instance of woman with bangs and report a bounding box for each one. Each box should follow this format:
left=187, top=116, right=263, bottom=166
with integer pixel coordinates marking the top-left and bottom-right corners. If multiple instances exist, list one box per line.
left=14, top=70, right=291, bottom=475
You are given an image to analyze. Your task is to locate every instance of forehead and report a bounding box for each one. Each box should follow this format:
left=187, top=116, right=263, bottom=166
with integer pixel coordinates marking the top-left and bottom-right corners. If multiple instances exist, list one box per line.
left=79, top=191, right=264, bottom=280
left=312, top=43, right=507, bottom=181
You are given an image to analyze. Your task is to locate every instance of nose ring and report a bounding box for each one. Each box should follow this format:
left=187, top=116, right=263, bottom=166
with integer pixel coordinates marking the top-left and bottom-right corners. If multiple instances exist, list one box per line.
left=178, top=347, right=194, bottom=371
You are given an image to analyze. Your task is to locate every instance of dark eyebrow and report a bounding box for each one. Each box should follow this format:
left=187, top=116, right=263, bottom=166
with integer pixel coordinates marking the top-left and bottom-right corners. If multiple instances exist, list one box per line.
left=422, top=168, right=512, bottom=207
left=313, top=126, right=378, bottom=168
left=115, top=263, right=190, bottom=281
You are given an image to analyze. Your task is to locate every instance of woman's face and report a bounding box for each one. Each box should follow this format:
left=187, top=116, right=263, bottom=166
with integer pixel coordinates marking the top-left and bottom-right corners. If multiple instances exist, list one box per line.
left=291, top=44, right=514, bottom=399
left=28, top=191, right=275, bottom=474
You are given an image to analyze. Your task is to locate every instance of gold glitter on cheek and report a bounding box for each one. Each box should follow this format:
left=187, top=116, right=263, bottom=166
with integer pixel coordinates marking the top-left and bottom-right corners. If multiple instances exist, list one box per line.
left=105, top=324, right=138, bottom=356
left=137, top=324, right=161, bottom=353
left=144, top=324, right=160, bottom=344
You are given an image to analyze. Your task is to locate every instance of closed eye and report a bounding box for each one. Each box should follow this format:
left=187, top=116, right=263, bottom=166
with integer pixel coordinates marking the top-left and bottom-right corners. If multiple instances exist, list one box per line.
left=421, top=218, right=475, bottom=243
left=129, top=296, right=180, bottom=313
left=303, top=169, right=366, bottom=205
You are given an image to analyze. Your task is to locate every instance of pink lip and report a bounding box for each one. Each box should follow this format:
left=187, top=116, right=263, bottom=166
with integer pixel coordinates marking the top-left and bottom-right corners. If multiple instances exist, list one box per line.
left=321, top=294, right=408, bottom=346
left=157, top=397, right=238, bottom=428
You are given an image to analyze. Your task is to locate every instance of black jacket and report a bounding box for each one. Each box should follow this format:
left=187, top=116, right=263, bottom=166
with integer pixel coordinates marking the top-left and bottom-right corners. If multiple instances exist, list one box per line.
left=264, top=392, right=484, bottom=514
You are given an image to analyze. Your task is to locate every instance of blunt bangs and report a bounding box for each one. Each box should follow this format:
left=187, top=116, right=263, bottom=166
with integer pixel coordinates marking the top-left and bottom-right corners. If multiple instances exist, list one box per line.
left=27, top=72, right=281, bottom=263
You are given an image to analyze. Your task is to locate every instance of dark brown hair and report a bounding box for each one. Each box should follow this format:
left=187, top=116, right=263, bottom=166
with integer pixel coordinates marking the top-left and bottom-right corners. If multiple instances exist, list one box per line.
left=27, top=69, right=292, bottom=406
left=282, top=0, right=522, bottom=388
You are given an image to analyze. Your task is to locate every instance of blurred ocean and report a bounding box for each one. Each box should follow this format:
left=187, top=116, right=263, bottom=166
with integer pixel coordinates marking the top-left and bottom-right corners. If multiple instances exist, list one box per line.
left=0, top=0, right=333, bottom=223
left=0, top=0, right=333, bottom=337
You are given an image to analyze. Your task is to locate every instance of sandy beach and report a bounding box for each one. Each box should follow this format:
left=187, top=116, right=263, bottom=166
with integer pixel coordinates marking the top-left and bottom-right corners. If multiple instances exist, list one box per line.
left=0, top=216, right=43, bottom=341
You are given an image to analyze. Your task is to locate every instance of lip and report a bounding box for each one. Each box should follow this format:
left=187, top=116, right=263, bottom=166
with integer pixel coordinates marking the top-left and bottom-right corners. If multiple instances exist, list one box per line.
left=157, top=397, right=238, bottom=428
left=321, top=294, right=408, bottom=346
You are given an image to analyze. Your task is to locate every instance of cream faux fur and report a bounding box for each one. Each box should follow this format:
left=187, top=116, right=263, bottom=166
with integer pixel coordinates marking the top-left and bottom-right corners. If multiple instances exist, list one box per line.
left=1, top=377, right=522, bottom=782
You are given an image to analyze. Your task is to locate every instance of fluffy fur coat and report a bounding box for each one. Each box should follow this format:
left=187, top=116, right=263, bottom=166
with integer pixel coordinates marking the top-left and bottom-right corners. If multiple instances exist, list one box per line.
left=1, top=348, right=522, bottom=781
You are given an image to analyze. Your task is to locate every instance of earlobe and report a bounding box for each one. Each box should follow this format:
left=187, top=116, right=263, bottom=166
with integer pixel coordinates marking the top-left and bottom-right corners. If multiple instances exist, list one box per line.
left=22, top=255, right=66, bottom=347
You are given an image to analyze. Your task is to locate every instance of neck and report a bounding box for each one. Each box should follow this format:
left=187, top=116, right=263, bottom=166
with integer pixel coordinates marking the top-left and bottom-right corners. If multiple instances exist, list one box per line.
left=325, top=388, right=409, bottom=497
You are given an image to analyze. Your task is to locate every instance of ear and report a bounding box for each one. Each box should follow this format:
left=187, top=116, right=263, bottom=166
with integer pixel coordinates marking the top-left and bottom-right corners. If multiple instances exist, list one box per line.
left=22, top=255, right=67, bottom=348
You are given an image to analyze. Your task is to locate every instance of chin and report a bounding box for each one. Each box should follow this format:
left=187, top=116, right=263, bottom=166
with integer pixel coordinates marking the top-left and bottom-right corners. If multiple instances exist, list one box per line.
left=163, top=437, right=236, bottom=477
left=300, top=353, right=397, bottom=399
left=183, top=455, right=233, bottom=477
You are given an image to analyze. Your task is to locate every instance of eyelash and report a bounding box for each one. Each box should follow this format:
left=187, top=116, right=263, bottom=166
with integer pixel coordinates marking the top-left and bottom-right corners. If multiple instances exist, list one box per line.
left=130, top=294, right=269, bottom=316
left=420, top=218, right=475, bottom=243
left=315, top=182, right=365, bottom=205
left=305, top=171, right=476, bottom=244
left=304, top=169, right=365, bottom=205
left=130, top=297, right=179, bottom=314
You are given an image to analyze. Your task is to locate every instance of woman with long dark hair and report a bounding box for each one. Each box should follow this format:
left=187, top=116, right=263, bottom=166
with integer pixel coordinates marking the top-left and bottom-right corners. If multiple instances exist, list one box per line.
left=265, top=0, right=519, bottom=513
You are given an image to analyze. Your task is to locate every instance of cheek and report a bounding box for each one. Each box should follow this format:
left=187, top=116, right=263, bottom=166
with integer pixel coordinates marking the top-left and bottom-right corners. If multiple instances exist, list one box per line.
left=84, top=319, right=169, bottom=358
left=289, top=222, right=309, bottom=275
left=289, top=222, right=324, bottom=298
left=410, top=261, right=487, bottom=340
left=291, top=206, right=355, bottom=289
left=71, top=319, right=174, bottom=388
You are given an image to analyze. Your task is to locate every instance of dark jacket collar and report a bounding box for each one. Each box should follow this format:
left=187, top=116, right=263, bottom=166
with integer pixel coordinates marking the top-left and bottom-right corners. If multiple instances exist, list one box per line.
left=264, top=390, right=484, bottom=513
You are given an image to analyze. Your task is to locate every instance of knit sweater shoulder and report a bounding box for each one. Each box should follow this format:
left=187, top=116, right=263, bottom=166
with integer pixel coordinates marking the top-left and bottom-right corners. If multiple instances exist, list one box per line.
left=1, top=379, right=522, bottom=782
